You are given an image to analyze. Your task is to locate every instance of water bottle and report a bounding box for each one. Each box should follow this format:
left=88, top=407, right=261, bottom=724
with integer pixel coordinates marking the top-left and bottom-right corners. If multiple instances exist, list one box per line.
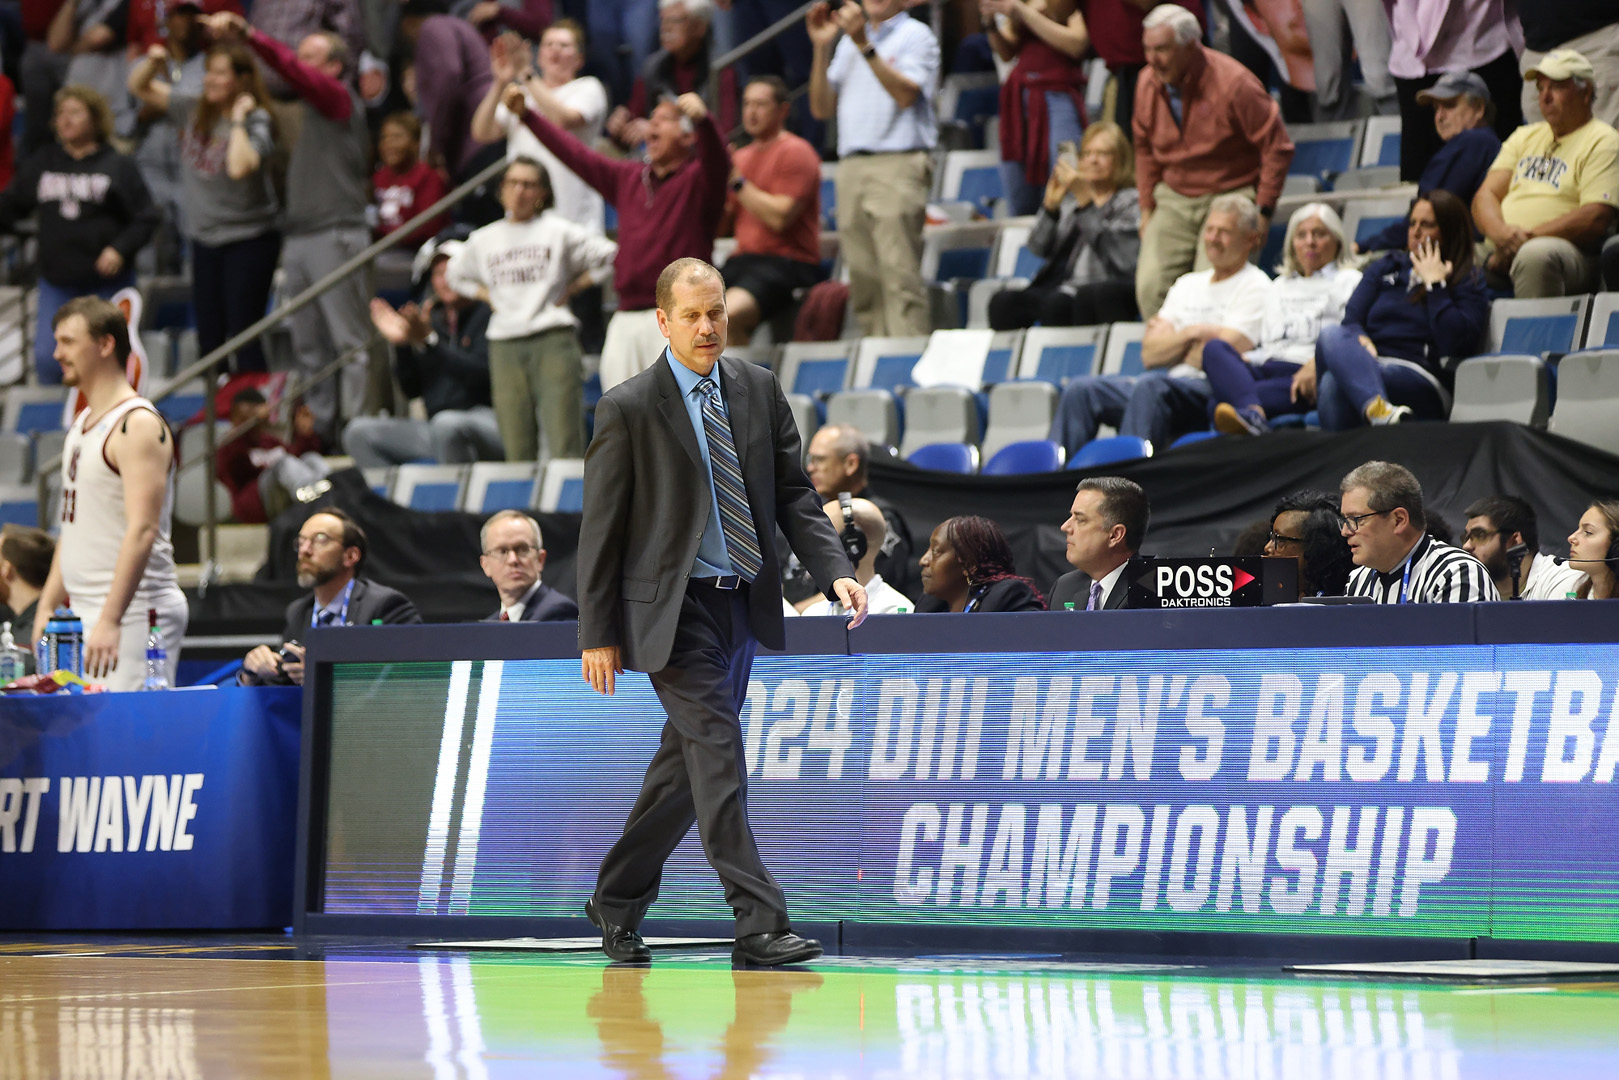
left=36, top=607, right=83, bottom=678
left=143, top=609, right=170, bottom=691
left=0, top=622, right=29, bottom=683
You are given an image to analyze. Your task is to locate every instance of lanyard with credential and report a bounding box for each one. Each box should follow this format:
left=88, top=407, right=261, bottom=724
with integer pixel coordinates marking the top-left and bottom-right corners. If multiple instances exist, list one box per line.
left=1395, top=550, right=1416, bottom=604
left=313, top=579, right=356, bottom=628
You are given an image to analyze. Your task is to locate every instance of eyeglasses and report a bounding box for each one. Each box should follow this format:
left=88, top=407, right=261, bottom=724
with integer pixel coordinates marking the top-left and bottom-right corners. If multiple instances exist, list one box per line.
left=1338, top=509, right=1392, bottom=535
left=502, top=178, right=543, bottom=190
left=294, top=531, right=341, bottom=553
left=1463, top=527, right=1500, bottom=545
left=1268, top=530, right=1307, bottom=547
left=484, top=543, right=539, bottom=561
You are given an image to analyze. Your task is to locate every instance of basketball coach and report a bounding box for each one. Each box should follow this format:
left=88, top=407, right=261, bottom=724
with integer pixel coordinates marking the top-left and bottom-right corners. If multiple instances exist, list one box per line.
left=577, top=257, right=869, bottom=967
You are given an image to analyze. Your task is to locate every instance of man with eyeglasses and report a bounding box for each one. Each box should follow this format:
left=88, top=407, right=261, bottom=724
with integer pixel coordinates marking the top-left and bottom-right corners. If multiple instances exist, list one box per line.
left=1341, top=461, right=1498, bottom=604
left=785, top=424, right=916, bottom=606
left=479, top=509, right=578, bottom=622
left=240, top=508, right=421, bottom=686
left=1462, top=494, right=1587, bottom=600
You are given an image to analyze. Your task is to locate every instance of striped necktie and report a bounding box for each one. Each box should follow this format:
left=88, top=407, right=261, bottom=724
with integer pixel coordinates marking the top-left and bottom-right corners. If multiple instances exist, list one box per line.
left=1086, top=580, right=1103, bottom=611
left=696, top=378, right=762, bottom=581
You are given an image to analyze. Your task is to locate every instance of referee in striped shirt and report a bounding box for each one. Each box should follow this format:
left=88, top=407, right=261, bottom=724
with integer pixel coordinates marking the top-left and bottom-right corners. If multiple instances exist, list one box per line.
left=1340, top=461, right=1500, bottom=604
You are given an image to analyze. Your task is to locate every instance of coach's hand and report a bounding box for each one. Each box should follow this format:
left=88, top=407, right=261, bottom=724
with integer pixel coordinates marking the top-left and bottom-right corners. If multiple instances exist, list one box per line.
left=84, top=618, right=121, bottom=679
left=833, top=577, right=869, bottom=628
left=582, top=645, right=624, bottom=695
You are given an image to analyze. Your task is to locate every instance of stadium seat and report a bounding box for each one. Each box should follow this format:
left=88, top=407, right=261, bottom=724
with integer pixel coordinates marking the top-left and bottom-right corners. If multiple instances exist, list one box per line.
left=981, top=381, right=1058, bottom=463
left=0, top=483, right=38, bottom=527
left=1018, top=325, right=1106, bottom=384
left=938, top=72, right=1000, bottom=147
left=921, top=222, right=1000, bottom=283
left=361, top=467, right=395, bottom=500
left=911, top=328, right=999, bottom=391
left=1170, top=430, right=1221, bottom=449
left=1283, top=175, right=1322, bottom=196
left=0, top=432, right=29, bottom=484
left=538, top=458, right=585, bottom=513
left=820, top=161, right=838, bottom=230
left=172, top=464, right=234, bottom=527
left=906, top=441, right=979, bottom=474
left=1548, top=349, right=1619, bottom=455
left=1359, top=116, right=1402, bottom=167
left=853, top=335, right=931, bottom=392
left=1287, top=121, right=1364, bottom=183
left=779, top=341, right=855, bottom=400
left=465, top=462, right=540, bottom=514
left=826, top=389, right=900, bottom=447
left=1342, top=197, right=1413, bottom=253
left=3, top=386, right=68, bottom=437
left=982, top=439, right=1063, bottom=474
left=1488, top=295, right=1590, bottom=356
left=787, top=393, right=819, bottom=444
left=1586, top=293, right=1619, bottom=347
left=1099, top=322, right=1146, bottom=377
left=1069, top=434, right=1152, bottom=468
left=899, top=387, right=979, bottom=458
left=1332, top=165, right=1402, bottom=191
left=1449, top=354, right=1550, bottom=427
left=144, top=327, right=175, bottom=380
left=967, top=277, right=1026, bottom=330
left=392, top=464, right=468, bottom=511
left=992, top=222, right=1042, bottom=280
left=983, top=330, right=1025, bottom=384
left=936, top=150, right=1004, bottom=217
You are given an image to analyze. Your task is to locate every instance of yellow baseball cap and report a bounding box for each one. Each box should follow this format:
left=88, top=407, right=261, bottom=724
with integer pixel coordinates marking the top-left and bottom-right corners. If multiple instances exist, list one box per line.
left=1524, top=49, right=1595, bottom=84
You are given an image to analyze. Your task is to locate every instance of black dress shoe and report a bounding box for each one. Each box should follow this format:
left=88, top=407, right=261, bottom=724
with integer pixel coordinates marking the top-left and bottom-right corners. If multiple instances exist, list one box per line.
left=732, top=930, right=823, bottom=967
left=585, top=898, right=652, bottom=964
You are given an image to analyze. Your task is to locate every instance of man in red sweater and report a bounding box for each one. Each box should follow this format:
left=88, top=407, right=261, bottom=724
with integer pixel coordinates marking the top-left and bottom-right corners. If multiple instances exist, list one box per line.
left=506, top=86, right=730, bottom=390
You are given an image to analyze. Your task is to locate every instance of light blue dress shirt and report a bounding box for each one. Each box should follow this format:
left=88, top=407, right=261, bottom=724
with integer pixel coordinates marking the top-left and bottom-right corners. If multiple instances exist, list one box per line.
left=827, top=13, right=940, bottom=155
left=665, top=349, right=737, bottom=578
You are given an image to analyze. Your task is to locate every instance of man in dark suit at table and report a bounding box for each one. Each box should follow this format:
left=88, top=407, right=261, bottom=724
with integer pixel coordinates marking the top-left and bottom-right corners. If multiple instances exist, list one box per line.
left=577, top=257, right=868, bottom=968
left=479, top=510, right=579, bottom=623
left=1049, top=477, right=1150, bottom=611
left=240, top=508, right=423, bottom=686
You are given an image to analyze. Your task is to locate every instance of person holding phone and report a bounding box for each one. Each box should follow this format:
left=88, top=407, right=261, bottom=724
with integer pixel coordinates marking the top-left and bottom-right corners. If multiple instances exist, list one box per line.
left=981, top=0, right=1090, bottom=216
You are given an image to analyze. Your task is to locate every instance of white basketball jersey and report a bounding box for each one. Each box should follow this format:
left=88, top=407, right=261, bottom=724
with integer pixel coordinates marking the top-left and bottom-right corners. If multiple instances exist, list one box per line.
left=60, top=396, right=180, bottom=606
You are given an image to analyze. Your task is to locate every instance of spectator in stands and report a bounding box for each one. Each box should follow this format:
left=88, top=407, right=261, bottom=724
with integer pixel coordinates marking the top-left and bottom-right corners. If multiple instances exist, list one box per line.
left=918, top=515, right=1047, bottom=612
left=370, top=112, right=448, bottom=249
left=981, top=0, right=1089, bottom=217
left=448, top=155, right=617, bottom=461
left=1049, top=475, right=1148, bottom=611
left=1567, top=498, right=1619, bottom=600
left=808, top=0, right=939, bottom=338
left=1340, top=461, right=1499, bottom=603
left=18, top=1, right=71, bottom=157
left=219, top=11, right=373, bottom=447
left=249, top=0, right=367, bottom=100
left=241, top=508, right=423, bottom=685
left=607, top=0, right=736, bottom=151
left=1310, top=190, right=1489, bottom=429
left=472, top=25, right=609, bottom=235
left=0, top=85, right=159, bottom=385
left=1264, top=490, right=1353, bottom=597
left=344, top=239, right=505, bottom=467
left=1472, top=51, right=1619, bottom=299
left=217, top=387, right=332, bottom=524
left=586, top=0, right=658, bottom=107
left=37, top=0, right=137, bottom=141
left=1051, top=194, right=1270, bottom=457
left=1301, top=0, right=1395, bottom=121
left=130, top=41, right=281, bottom=374
left=395, top=5, right=494, bottom=180
left=1205, top=202, right=1361, bottom=436
left=480, top=509, right=579, bottom=622
left=1132, top=3, right=1292, bottom=319
left=720, top=76, right=823, bottom=348
left=800, top=497, right=912, bottom=616
left=0, top=525, right=53, bottom=648
left=1387, top=0, right=1524, bottom=184
left=1462, top=494, right=1587, bottom=600
left=799, top=424, right=917, bottom=599
left=988, top=120, right=1140, bottom=331
left=1079, top=0, right=1199, bottom=130
left=461, top=0, right=553, bottom=44
left=1357, top=73, right=1501, bottom=256
left=505, top=87, right=729, bottom=390
left=1520, top=10, right=1619, bottom=130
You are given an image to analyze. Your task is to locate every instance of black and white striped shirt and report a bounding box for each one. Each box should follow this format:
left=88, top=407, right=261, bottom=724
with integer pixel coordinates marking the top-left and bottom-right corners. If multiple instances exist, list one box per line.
left=1347, top=534, right=1501, bottom=604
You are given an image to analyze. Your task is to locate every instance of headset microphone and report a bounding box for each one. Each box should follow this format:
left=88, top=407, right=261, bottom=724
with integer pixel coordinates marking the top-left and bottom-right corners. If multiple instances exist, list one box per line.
left=838, top=491, right=867, bottom=565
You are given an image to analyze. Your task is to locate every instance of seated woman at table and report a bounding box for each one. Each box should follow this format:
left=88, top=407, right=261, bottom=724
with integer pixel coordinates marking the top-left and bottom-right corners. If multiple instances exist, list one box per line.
left=1204, top=203, right=1362, bottom=435
left=987, top=121, right=1140, bottom=330
left=1299, top=190, right=1489, bottom=429
left=917, top=516, right=1047, bottom=613
left=1264, top=490, right=1354, bottom=597
left=1568, top=499, right=1619, bottom=600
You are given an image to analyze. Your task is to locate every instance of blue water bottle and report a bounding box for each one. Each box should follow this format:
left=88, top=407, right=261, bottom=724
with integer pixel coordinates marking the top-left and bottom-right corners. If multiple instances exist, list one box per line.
left=36, top=607, right=84, bottom=678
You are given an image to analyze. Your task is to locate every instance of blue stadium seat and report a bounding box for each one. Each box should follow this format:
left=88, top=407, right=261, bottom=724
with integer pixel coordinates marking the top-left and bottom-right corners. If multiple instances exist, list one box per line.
left=466, top=463, right=539, bottom=514
left=780, top=343, right=854, bottom=399
left=1019, top=326, right=1105, bottom=385
left=982, top=439, right=1064, bottom=475
left=0, top=486, right=36, bottom=527
left=1586, top=294, right=1619, bottom=347
left=1490, top=297, right=1589, bottom=357
left=1068, top=435, right=1152, bottom=468
left=1287, top=122, right=1362, bottom=182
left=538, top=458, right=585, bottom=512
left=392, top=464, right=467, bottom=511
left=906, top=442, right=978, bottom=474
left=555, top=477, right=584, bottom=513
left=1100, top=324, right=1146, bottom=377
left=820, top=175, right=837, bottom=230
left=1170, top=430, right=1221, bottom=448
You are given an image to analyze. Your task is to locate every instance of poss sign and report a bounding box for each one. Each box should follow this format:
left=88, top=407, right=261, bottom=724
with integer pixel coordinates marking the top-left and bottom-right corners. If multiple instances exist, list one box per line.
left=1125, top=557, right=1299, bottom=608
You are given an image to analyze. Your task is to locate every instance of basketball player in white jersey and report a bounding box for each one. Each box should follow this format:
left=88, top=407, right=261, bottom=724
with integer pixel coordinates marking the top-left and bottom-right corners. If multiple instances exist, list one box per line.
left=32, top=297, right=187, bottom=690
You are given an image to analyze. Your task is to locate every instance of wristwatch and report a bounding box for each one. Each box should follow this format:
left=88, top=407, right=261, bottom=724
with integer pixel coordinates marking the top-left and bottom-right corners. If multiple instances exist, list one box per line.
left=861, top=42, right=878, bottom=60
left=729, top=175, right=746, bottom=194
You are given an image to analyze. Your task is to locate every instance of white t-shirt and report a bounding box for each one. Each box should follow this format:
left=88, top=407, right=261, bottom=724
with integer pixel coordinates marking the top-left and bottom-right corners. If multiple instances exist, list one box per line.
left=1248, top=263, right=1363, bottom=367
left=799, top=574, right=914, bottom=616
left=1157, top=263, right=1273, bottom=379
left=446, top=211, right=617, bottom=340
left=1521, top=553, right=1587, bottom=601
left=495, top=76, right=610, bottom=233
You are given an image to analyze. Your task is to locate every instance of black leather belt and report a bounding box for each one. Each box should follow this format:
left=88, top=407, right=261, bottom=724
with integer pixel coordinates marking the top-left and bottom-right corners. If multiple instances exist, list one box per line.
left=845, top=148, right=928, bottom=157
left=695, top=575, right=743, bottom=590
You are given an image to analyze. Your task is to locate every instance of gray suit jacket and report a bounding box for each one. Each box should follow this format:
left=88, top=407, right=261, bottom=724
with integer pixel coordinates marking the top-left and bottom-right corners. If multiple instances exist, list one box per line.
left=578, top=353, right=854, bottom=672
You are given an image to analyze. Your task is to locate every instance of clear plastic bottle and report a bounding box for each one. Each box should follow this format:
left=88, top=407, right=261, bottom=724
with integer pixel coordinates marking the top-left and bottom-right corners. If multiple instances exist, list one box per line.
left=142, top=608, right=170, bottom=691
left=0, top=621, right=29, bottom=684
